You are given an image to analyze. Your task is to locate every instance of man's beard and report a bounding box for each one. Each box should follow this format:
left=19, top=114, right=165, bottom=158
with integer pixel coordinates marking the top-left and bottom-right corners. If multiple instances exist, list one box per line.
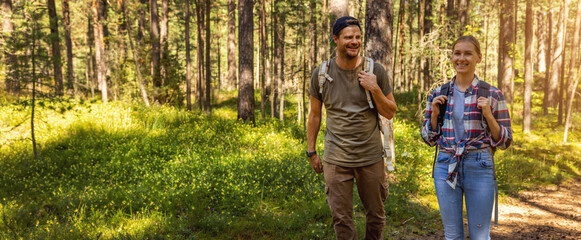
left=341, top=46, right=360, bottom=59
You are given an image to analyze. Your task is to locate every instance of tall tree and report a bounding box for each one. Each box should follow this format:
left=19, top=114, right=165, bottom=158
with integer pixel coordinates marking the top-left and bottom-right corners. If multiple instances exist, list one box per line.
left=418, top=0, right=431, bottom=116
left=138, top=0, right=147, bottom=42
left=278, top=19, right=285, bottom=121
left=306, top=0, right=317, bottom=127
left=544, top=3, right=553, bottom=115
left=329, top=0, right=348, bottom=26
left=272, top=0, right=283, bottom=119
left=237, top=0, right=255, bottom=123
left=260, top=0, right=268, bottom=119
left=523, top=0, right=533, bottom=133
left=62, top=0, right=75, bottom=95
left=329, top=0, right=348, bottom=56
left=320, top=0, right=329, bottom=60
left=458, top=0, right=470, bottom=36
left=48, top=0, right=63, bottom=96
left=564, top=0, right=581, bottom=142
left=195, top=0, right=205, bottom=110
left=86, top=7, right=96, bottom=98
left=548, top=0, right=569, bottom=110
left=365, top=0, right=395, bottom=165
left=185, top=0, right=192, bottom=110
left=1, top=0, right=19, bottom=94
left=160, top=0, right=169, bottom=90
left=120, top=0, right=149, bottom=106
left=395, top=0, right=406, bottom=91
left=204, top=0, right=211, bottom=113
left=535, top=11, right=547, bottom=73
left=558, top=0, right=571, bottom=124
left=498, top=0, right=514, bottom=105
left=227, top=0, right=237, bottom=90
left=93, top=0, right=108, bottom=103
left=150, top=0, right=161, bottom=102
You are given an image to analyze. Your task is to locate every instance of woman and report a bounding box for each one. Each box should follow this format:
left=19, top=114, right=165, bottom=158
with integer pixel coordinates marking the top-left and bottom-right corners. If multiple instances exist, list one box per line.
left=421, top=35, right=512, bottom=240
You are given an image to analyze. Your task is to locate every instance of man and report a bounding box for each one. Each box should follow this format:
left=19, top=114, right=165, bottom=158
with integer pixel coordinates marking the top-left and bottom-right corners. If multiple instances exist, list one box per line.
left=306, top=16, right=397, bottom=240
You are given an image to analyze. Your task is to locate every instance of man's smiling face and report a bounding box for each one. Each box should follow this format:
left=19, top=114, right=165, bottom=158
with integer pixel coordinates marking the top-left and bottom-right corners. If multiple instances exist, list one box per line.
left=334, top=25, right=362, bottom=59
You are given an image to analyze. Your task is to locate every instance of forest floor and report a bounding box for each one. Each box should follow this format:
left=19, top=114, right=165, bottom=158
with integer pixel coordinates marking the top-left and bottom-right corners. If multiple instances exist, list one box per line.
left=411, top=178, right=581, bottom=240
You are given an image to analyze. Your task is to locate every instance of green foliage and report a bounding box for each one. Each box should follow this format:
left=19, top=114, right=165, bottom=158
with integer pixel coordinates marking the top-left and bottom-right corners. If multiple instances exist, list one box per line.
left=1, top=88, right=580, bottom=239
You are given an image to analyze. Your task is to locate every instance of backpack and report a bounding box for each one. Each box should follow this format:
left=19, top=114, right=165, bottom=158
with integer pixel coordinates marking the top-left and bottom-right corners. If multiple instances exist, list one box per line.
left=318, top=57, right=395, bottom=172
left=430, top=80, right=499, bottom=227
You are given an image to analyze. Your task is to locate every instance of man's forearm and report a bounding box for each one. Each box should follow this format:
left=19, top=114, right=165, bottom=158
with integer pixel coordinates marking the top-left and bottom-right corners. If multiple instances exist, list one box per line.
left=307, top=113, right=321, bottom=151
left=372, top=88, right=397, bottom=119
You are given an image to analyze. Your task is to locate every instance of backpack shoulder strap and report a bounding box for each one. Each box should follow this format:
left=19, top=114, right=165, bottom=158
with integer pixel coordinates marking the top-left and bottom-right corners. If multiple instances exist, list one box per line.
left=477, top=80, right=491, bottom=98
left=318, top=60, right=333, bottom=94
left=477, top=80, right=491, bottom=128
left=364, top=57, right=374, bottom=108
left=437, top=81, right=452, bottom=128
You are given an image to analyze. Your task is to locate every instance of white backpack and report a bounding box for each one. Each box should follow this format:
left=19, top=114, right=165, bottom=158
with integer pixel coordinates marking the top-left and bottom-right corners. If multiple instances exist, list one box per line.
left=318, top=57, right=396, bottom=171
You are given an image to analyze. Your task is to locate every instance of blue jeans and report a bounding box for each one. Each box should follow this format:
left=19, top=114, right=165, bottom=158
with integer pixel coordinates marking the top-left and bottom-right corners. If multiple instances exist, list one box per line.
left=434, top=149, right=495, bottom=240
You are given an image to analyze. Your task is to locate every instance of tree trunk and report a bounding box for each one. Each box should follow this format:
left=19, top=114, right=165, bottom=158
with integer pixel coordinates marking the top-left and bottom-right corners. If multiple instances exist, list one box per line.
left=204, top=0, right=211, bottom=113
left=31, top=18, right=38, bottom=159
left=93, top=0, right=108, bottom=103
left=138, top=0, right=147, bottom=42
left=523, top=0, right=533, bottom=133
left=365, top=0, right=396, bottom=165
left=558, top=0, right=571, bottom=124
left=185, top=0, right=192, bottom=110
left=160, top=0, right=169, bottom=95
left=498, top=0, right=514, bottom=104
left=329, top=0, right=349, bottom=25
left=329, top=0, right=349, bottom=56
left=227, top=0, right=237, bottom=90
left=150, top=0, right=161, bottom=102
left=365, top=0, right=390, bottom=70
left=396, top=0, right=406, bottom=92
left=1, top=0, right=19, bottom=94
left=447, top=0, right=454, bottom=19
left=86, top=9, right=96, bottom=98
left=535, top=11, right=547, bottom=73
left=121, top=0, right=150, bottom=106
left=308, top=0, right=317, bottom=125
left=564, top=0, right=581, bottom=142
left=61, top=0, right=75, bottom=95
left=458, top=0, right=470, bottom=36
left=321, top=0, right=329, bottom=61
left=406, top=0, right=413, bottom=92
left=237, top=0, right=255, bottom=123
left=196, top=0, right=205, bottom=110
left=272, top=0, right=282, bottom=119
left=260, top=0, right=267, bottom=119
left=48, top=0, right=63, bottom=96
left=278, top=19, right=286, bottom=121
left=549, top=0, right=569, bottom=110
left=544, top=4, right=553, bottom=115
left=215, top=16, right=221, bottom=91
left=419, top=0, right=425, bottom=91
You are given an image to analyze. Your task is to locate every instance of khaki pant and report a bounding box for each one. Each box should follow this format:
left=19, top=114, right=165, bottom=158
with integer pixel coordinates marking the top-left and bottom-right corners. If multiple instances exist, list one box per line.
left=324, top=160, right=389, bottom=240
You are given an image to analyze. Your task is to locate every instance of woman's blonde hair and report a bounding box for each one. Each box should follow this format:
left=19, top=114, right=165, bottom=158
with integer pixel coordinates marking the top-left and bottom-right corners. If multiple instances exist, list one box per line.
left=452, top=35, right=482, bottom=56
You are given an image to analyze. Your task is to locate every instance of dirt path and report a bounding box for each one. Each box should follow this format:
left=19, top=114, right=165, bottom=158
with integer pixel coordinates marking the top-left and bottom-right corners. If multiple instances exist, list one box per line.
left=490, top=178, right=581, bottom=239
left=412, top=178, right=581, bottom=239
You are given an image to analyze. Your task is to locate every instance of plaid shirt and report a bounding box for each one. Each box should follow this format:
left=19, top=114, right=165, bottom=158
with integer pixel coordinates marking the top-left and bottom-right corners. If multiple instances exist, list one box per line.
left=421, top=76, right=512, bottom=188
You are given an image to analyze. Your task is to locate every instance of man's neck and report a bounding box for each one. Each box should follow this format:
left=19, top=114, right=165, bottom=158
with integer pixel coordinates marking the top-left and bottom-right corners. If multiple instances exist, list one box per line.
left=335, top=54, right=361, bottom=70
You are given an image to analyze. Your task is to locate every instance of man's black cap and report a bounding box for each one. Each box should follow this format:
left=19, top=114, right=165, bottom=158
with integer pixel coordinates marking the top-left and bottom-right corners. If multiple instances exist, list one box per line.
left=331, top=16, right=361, bottom=46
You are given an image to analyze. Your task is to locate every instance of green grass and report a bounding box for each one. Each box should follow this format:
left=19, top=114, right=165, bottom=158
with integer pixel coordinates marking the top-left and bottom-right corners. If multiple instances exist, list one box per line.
left=0, top=84, right=579, bottom=239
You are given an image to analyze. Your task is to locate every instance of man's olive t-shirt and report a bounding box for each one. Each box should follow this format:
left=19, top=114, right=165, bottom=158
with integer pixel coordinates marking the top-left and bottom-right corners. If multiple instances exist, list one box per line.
left=309, top=57, right=393, bottom=167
